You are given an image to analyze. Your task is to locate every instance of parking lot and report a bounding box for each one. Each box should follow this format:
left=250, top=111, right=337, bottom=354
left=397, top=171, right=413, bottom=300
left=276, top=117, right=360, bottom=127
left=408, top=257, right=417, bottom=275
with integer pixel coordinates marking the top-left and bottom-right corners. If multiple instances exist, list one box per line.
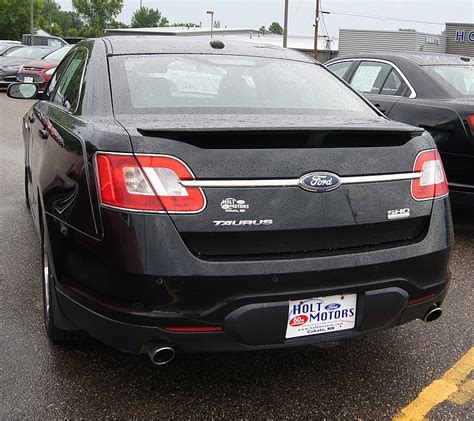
left=0, top=92, right=472, bottom=419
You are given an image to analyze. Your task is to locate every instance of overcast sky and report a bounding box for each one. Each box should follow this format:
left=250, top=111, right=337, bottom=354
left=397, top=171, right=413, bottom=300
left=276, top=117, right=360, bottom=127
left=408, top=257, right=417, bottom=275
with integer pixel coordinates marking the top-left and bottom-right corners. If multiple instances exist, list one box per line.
left=56, top=0, right=474, bottom=37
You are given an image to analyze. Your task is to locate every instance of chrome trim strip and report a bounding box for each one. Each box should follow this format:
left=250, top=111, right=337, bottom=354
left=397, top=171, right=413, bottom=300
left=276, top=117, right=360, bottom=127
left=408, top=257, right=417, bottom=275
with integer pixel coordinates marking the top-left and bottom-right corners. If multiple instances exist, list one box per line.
left=448, top=182, right=474, bottom=189
left=327, top=58, right=417, bottom=99
left=182, top=179, right=300, bottom=188
left=180, top=172, right=422, bottom=188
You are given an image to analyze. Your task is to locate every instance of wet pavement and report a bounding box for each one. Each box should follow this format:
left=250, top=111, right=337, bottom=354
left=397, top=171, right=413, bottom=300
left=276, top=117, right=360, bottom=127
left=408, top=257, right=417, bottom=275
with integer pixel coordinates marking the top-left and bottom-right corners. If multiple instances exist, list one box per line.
left=0, top=93, right=472, bottom=419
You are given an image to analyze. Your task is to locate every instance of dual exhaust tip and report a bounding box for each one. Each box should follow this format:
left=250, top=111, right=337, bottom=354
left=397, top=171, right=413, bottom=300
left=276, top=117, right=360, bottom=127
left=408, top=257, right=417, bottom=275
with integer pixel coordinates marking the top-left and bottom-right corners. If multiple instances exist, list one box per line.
left=423, top=305, right=443, bottom=323
left=146, top=342, right=176, bottom=365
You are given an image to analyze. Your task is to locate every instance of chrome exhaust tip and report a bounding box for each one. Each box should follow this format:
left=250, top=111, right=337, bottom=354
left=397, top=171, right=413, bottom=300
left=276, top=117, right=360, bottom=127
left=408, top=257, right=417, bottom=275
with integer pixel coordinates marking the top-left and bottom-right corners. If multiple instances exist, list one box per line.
left=146, top=343, right=176, bottom=365
left=423, top=305, right=443, bottom=323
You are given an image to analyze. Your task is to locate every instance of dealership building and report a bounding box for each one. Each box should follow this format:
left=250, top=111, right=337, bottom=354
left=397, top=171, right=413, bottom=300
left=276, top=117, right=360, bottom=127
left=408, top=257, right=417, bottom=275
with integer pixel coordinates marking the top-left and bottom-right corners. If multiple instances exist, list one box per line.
left=338, top=22, right=474, bottom=57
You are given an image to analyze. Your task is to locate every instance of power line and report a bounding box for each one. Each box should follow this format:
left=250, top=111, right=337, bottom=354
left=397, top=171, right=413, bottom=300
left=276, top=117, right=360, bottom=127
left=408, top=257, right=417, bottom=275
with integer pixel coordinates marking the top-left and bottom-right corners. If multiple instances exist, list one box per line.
left=323, top=9, right=444, bottom=26
left=320, top=0, right=330, bottom=38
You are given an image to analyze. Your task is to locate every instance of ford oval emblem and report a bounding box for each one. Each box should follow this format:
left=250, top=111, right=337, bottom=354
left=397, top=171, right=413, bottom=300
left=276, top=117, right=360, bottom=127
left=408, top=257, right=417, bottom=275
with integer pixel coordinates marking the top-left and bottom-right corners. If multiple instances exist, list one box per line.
left=298, top=172, right=342, bottom=192
left=325, top=303, right=341, bottom=311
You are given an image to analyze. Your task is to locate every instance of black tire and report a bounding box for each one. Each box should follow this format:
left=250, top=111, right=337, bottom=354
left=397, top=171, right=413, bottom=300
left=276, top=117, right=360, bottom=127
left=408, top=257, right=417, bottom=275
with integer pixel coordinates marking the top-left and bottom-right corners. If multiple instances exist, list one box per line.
left=24, top=168, right=30, bottom=209
left=41, top=219, right=76, bottom=342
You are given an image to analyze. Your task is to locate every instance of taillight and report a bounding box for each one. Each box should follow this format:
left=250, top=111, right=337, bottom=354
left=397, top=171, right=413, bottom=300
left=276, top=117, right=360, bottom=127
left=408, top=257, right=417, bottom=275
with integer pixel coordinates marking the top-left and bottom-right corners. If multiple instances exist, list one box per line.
left=411, top=149, right=449, bottom=201
left=467, top=115, right=474, bottom=136
left=95, top=153, right=206, bottom=213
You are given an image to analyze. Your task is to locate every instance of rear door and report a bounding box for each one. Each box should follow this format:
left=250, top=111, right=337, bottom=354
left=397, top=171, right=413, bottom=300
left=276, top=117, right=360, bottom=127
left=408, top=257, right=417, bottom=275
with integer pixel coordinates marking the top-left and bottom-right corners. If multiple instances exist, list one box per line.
left=29, top=48, right=98, bottom=237
left=347, top=60, right=407, bottom=114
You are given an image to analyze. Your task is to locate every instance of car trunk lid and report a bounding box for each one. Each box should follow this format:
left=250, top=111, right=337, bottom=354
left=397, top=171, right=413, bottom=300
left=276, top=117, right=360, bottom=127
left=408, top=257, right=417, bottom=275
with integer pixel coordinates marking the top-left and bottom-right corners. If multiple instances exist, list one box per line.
left=116, top=113, right=435, bottom=257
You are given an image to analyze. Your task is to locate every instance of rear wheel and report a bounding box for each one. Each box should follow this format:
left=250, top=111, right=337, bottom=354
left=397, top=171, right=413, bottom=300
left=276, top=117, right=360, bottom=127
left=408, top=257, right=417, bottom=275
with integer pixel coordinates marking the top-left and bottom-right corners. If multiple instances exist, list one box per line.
left=41, top=219, right=75, bottom=342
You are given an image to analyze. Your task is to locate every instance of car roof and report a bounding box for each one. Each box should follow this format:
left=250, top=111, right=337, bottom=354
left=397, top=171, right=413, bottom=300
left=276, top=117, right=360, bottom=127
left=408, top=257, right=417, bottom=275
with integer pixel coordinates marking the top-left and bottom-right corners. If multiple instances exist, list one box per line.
left=101, top=35, right=314, bottom=62
left=331, top=52, right=474, bottom=66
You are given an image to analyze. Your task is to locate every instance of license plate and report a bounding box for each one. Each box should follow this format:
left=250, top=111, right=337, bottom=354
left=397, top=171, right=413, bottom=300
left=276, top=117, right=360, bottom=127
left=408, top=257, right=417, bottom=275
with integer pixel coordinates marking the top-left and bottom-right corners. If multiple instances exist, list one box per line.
left=24, top=77, right=34, bottom=83
left=286, top=294, right=357, bottom=339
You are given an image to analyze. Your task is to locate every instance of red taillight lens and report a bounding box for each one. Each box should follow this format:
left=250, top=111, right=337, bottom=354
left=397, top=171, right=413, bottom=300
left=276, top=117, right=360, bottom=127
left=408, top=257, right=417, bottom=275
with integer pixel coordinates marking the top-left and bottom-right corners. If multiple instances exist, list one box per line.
left=162, top=326, right=223, bottom=333
left=96, top=153, right=205, bottom=213
left=467, top=115, right=474, bottom=136
left=411, top=149, right=449, bottom=201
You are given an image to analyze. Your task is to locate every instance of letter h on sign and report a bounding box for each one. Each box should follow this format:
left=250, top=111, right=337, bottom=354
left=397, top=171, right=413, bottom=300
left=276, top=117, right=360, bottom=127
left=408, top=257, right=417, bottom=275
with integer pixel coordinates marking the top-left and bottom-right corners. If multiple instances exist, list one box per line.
left=292, top=304, right=301, bottom=315
left=455, top=30, right=465, bottom=42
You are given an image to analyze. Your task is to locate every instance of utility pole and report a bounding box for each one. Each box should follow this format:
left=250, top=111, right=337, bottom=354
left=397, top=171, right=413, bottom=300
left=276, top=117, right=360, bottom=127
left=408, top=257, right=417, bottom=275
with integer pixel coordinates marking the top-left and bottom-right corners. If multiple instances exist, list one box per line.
left=283, top=0, right=289, bottom=47
left=140, top=0, right=142, bottom=8
left=207, top=10, right=214, bottom=38
left=30, top=0, right=34, bottom=46
left=313, top=0, right=320, bottom=59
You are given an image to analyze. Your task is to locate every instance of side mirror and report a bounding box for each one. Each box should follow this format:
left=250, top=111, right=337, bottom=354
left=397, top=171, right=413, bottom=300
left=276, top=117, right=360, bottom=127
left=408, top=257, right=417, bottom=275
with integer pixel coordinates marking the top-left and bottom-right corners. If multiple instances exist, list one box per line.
left=7, top=82, right=39, bottom=100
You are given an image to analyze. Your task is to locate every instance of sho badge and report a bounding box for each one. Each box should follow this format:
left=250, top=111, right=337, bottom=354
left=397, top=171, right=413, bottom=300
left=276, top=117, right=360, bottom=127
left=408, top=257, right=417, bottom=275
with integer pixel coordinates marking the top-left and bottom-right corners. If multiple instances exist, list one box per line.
left=387, top=208, right=411, bottom=220
left=220, top=198, right=249, bottom=213
left=213, top=220, right=273, bottom=227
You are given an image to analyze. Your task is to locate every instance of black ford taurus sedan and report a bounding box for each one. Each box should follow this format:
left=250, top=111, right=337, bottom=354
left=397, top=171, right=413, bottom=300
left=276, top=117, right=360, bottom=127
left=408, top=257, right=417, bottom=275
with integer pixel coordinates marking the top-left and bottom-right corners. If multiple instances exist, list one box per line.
left=8, top=37, right=453, bottom=365
left=326, top=52, right=474, bottom=210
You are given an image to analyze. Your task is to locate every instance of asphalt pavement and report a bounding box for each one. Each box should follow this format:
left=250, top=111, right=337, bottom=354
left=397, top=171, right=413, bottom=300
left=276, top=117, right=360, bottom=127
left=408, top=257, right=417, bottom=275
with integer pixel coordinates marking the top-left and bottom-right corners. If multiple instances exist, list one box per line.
left=0, top=92, right=472, bottom=419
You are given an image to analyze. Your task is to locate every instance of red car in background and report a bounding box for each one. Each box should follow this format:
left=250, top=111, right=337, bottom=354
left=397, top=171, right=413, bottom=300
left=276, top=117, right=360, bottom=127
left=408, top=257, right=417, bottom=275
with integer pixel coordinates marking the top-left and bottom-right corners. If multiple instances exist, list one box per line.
left=17, top=46, right=71, bottom=91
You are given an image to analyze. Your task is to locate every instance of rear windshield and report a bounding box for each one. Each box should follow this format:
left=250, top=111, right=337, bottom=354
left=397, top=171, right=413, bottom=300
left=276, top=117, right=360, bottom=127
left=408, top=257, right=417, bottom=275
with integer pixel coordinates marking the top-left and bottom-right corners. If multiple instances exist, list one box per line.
left=0, top=44, right=16, bottom=54
left=44, top=46, right=72, bottom=60
left=7, top=47, right=53, bottom=59
left=109, top=54, right=376, bottom=116
left=428, top=65, right=474, bottom=95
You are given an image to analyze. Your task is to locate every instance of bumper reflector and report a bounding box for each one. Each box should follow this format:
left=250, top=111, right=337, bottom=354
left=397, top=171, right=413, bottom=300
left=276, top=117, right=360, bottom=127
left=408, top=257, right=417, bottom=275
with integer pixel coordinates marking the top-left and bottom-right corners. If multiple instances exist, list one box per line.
left=162, top=326, right=223, bottom=333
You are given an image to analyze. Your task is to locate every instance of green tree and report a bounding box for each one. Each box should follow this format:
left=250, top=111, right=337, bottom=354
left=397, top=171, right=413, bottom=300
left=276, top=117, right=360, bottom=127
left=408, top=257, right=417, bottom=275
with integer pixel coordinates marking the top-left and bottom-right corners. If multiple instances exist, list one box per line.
left=108, top=20, right=128, bottom=29
left=77, top=25, right=102, bottom=38
left=268, top=21, right=283, bottom=35
left=259, top=26, right=266, bottom=34
left=72, top=0, right=123, bottom=31
left=57, top=11, right=84, bottom=34
left=0, top=0, right=44, bottom=40
left=65, top=28, right=79, bottom=37
left=172, top=22, right=200, bottom=28
left=33, top=1, right=85, bottom=37
left=131, top=6, right=168, bottom=28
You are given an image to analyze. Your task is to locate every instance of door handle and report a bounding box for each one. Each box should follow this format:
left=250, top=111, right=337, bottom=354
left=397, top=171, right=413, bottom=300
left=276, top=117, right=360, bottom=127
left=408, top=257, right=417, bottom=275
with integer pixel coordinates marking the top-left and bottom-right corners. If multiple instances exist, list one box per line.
left=39, top=129, right=49, bottom=139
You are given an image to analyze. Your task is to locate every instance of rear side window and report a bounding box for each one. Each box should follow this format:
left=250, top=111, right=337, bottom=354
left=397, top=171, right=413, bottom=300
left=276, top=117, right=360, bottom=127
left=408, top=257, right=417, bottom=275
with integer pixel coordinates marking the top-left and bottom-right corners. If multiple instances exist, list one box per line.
left=52, top=49, right=87, bottom=112
left=350, top=61, right=392, bottom=94
left=380, top=69, right=407, bottom=96
left=327, top=61, right=353, bottom=78
left=109, top=54, right=377, bottom=117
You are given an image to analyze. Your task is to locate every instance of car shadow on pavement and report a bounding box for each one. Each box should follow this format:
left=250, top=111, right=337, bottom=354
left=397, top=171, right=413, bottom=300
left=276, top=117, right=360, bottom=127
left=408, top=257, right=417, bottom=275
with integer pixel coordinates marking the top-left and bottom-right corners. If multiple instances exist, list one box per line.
left=41, top=325, right=438, bottom=418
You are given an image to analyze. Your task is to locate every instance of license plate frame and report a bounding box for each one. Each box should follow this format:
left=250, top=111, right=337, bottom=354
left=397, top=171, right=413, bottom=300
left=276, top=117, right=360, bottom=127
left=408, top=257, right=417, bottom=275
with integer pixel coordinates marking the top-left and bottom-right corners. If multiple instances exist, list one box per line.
left=286, top=294, right=357, bottom=339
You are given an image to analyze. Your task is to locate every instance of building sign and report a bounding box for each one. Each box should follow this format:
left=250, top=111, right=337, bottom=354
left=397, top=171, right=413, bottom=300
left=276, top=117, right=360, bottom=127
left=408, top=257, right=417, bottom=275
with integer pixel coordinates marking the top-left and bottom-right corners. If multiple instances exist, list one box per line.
left=455, top=30, right=474, bottom=43
left=425, top=36, right=441, bottom=45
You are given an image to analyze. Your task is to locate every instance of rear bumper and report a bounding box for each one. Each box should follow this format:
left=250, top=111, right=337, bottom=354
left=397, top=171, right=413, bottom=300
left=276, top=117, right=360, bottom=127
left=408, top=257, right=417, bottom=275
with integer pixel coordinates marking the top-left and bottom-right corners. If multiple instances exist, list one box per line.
left=48, top=199, right=453, bottom=354
left=56, top=284, right=448, bottom=353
